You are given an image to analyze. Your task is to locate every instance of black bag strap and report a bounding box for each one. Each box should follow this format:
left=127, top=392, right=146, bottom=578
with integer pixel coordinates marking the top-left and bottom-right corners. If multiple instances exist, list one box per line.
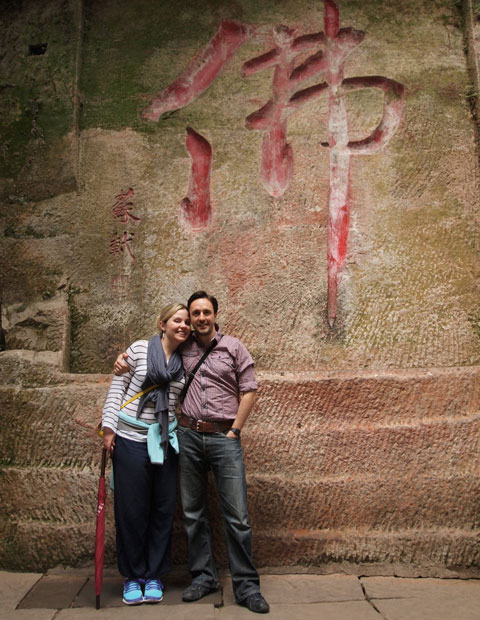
left=179, top=338, right=218, bottom=403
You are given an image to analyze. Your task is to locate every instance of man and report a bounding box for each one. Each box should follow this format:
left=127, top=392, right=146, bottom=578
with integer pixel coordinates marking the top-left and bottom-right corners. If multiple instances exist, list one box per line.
left=115, top=291, right=269, bottom=614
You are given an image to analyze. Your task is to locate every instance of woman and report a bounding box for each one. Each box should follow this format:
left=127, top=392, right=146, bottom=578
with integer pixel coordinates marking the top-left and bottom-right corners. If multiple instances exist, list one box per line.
left=102, top=303, right=190, bottom=605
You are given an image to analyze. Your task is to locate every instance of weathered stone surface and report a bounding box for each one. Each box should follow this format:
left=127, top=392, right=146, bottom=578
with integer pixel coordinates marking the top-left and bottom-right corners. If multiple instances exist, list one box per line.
left=3, top=298, right=69, bottom=367
left=366, top=576, right=480, bottom=620
left=1, top=0, right=480, bottom=578
left=0, top=612, right=56, bottom=620
left=1, top=0, right=477, bottom=373
left=223, top=574, right=364, bottom=605
left=373, top=598, right=479, bottom=620
left=0, top=0, right=79, bottom=201
left=57, top=606, right=217, bottom=619
left=1, top=367, right=479, bottom=573
left=0, top=571, right=42, bottom=610
left=246, top=473, right=480, bottom=531
left=361, top=575, right=480, bottom=599
left=251, top=529, right=480, bottom=576
left=0, top=350, right=65, bottom=385
left=254, top=367, right=480, bottom=426
left=221, top=601, right=380, bottom=620
left=18, top=575, right=87, bottom=610
left=244, top=416, right=480, bottom=477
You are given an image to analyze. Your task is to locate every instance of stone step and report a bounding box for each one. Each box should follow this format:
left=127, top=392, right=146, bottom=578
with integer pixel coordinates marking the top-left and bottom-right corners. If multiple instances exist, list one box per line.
left=2, top=387, right=479, bottom=472
left=250, top=528, right=480, bottom=577
left=2, top=465, right=478, bottom=532
left=1, top=366, right=480, bottom=572
left=242, top=413, right=480, bottom=476
left=245, top=473, right=480, bottom=531
left=3, top=516, right=479, bottom=577
left=254, top=367, right=480, bottom=427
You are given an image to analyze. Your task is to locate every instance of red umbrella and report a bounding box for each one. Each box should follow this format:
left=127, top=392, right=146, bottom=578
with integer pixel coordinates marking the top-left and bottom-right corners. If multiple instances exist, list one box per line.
left=94, top=447, right=108, bottom=609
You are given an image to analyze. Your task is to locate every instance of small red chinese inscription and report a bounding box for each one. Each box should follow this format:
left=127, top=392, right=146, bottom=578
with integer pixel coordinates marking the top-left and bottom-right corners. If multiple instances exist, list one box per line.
left=109, top=188, right=141, bottom=261
left=111, top=188, right=140, bottom=223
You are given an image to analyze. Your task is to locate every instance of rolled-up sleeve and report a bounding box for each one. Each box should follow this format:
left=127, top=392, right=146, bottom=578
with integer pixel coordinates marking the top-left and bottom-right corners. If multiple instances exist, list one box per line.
left=235, top=342, right=258, bottom=392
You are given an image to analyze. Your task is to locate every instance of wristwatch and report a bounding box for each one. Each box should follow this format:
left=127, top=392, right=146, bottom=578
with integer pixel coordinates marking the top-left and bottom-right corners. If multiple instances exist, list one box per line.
left=229, top=427, right=241, bottom=438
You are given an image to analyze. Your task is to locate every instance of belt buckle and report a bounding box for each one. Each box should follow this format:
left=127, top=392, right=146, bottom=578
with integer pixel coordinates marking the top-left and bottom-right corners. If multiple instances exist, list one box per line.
left=195, top=419, right=202, bottom=432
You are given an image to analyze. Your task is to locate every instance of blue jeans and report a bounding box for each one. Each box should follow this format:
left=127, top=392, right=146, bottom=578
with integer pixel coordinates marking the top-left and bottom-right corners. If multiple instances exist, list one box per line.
left=177, top=427, right=260, bottom=602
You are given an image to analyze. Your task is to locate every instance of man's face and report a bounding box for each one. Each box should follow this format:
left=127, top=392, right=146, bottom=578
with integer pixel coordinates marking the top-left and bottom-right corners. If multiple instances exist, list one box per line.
left=189, top=298, right=217, bottom=339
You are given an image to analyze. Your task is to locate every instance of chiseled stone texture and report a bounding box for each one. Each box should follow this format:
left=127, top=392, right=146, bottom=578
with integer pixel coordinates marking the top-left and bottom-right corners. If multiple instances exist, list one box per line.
left=1, top=0, right=480, bottom=579
left=1, top=364, right=479, bottom=574
left=1, top=0, right=479, bottom=373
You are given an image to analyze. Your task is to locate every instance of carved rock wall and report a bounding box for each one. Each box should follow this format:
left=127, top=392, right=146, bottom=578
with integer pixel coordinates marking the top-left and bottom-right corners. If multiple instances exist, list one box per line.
left=1, top=364, right=479, bottom=574
left=1, top=0, right=480, bottom=575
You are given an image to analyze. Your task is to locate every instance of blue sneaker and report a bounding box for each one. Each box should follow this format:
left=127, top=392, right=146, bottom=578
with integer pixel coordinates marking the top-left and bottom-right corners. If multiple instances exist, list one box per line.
left=122, top=579, right=143, bottom=605
left=143, top=578, right=164, bottom=603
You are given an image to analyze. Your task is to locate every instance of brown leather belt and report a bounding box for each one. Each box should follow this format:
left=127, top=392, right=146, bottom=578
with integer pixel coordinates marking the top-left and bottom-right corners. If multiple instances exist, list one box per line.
left=178, top=414, right=232, bottom=433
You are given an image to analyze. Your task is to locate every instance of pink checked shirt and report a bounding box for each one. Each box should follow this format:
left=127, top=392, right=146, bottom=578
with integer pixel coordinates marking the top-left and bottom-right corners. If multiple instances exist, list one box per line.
left=180, top=327, right=258, bottom=422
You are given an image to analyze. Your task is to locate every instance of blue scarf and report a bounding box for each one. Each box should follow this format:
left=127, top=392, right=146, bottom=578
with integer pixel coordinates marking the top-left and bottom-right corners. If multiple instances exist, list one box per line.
left=138, top=334, right=184, bottom=459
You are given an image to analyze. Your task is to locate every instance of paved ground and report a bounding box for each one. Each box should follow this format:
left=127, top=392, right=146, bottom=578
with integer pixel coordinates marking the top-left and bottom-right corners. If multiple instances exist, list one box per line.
left=1, top=568, right=479, bottom=619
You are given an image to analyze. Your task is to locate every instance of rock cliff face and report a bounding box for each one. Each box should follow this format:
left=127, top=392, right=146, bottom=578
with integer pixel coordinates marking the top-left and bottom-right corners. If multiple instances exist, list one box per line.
left=1, top=0, right=479, bottom=574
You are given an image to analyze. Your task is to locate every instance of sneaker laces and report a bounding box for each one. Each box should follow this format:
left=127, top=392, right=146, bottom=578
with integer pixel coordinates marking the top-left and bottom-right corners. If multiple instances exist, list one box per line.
left=145, top=579, right=162, bottom=591
left=124, top=579, right=141, bottom=592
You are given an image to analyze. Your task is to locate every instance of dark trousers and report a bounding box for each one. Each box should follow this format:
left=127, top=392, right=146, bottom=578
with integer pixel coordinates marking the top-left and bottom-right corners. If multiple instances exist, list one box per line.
left=177, top=427, right=260, bottom=602
left=112, top=435, right=178, bottom=579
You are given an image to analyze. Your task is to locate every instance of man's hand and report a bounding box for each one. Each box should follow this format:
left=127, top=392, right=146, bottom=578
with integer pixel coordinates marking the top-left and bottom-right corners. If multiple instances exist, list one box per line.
left=114, top=352, right=130, bottom=375
left=103, top=427, right=116, bottom=454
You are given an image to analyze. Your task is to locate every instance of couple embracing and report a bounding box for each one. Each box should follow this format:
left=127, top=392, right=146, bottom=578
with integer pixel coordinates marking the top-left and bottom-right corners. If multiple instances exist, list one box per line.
left=102, top=290, right=269, bottom=614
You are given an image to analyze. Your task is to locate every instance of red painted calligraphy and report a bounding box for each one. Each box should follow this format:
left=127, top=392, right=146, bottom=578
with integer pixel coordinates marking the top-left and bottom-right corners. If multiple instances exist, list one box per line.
left=142, top=20, right=255, bottom=121
left=180, top=127, right=212, bottom=231
left=111, top=188, right=140, bottom=223
left=109, top=187, right=141, bottom=265
left=241, top=26, right=296, bottom=197
left=244, top=0, right=404, bottom=325
left=109, top=232, right=136, bottom=261
left=142, top=0, right=405, bottom=326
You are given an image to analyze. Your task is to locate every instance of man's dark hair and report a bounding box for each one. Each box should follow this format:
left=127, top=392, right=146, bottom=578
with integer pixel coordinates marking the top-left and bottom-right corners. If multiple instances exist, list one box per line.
left=187, top=290, right=218, bottom=314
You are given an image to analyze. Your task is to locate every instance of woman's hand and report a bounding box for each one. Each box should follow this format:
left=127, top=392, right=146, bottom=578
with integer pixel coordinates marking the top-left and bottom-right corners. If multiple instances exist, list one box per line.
left=114, top=352, right=130, bottom=375
left=103, top=428, right=116, bottom=455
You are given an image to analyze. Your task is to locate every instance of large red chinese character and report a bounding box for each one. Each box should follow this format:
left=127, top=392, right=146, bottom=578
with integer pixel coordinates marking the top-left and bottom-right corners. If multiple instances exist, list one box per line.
left=142, top=1, right=405, bottom=327
left=243, top=0, right=404, bottom=326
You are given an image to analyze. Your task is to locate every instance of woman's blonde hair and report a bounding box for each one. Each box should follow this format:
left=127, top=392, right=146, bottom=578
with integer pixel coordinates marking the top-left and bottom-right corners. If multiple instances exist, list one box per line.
left=156, top=302, right=188, bottom=333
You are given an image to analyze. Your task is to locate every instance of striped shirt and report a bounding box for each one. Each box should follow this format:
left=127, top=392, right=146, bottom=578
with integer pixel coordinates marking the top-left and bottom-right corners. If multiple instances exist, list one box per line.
left=102, top=339, right=184, bottom=443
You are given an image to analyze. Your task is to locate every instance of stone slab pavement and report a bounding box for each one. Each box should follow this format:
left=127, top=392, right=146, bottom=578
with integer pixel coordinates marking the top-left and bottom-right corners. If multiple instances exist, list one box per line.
left=1, top=568, right=479, bottom=620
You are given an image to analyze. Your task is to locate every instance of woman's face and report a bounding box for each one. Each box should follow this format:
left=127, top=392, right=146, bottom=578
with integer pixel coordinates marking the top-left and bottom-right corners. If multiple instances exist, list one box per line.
left=161, top=309, right=191, bottom=346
